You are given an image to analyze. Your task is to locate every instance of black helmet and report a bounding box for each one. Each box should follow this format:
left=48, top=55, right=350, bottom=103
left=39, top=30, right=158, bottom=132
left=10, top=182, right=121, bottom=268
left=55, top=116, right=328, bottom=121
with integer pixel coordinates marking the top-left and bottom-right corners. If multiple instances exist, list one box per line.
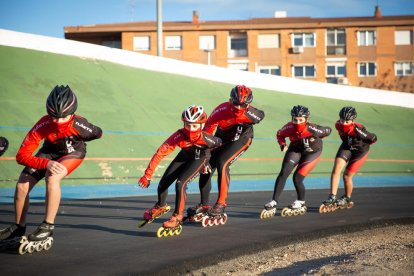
left=291, top=105, right=310, bottom=118
left=46, top=85, right=78, bottom=118
left=230, top=85, right=253, bottom=106
left=339, top=106, right=357, bottom=120
left=0, top=136, right=9, bottom=156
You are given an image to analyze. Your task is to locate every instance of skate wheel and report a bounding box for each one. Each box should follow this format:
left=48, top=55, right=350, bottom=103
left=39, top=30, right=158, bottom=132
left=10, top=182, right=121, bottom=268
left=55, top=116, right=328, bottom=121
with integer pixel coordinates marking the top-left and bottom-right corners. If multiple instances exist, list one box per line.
left=281, top=208, right=288, bottom=217
left=18, top=242, right=29, bottom=255
left=174, top=225, right=182, bottom=235
left=347, top=202, right=354, bottom=209
left=27, top=243, right=35, bottom=254
left=260, top=209, right=267, bottom=219
left=156, top=227, right=165, bottom=238
left=299, top=208, right=306, bottom=215
left=44, top=238, right=53, bottom=251
left=319, top=205, right=326, bottom=213
left=35, top=242, right=43, bottom=252
left=201, top=216, right=209, bottom=228
left=293, top=209, right=299, bottom=216
left=220, top=214, right=228, bottom=225
left=213, top=218, right=220, bottom=226
left=208, top=218, right=215, bottom=227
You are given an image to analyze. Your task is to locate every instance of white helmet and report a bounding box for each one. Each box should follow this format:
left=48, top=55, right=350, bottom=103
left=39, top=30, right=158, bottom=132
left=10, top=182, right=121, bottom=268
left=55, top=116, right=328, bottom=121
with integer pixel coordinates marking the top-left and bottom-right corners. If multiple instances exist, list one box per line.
left=182, top=105, right=207, bottom=123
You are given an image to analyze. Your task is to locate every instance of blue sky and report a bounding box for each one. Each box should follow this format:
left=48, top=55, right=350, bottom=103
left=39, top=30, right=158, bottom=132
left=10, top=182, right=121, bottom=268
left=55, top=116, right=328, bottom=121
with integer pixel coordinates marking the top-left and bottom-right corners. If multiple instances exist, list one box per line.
left=1, top=0, right=413, bottom=38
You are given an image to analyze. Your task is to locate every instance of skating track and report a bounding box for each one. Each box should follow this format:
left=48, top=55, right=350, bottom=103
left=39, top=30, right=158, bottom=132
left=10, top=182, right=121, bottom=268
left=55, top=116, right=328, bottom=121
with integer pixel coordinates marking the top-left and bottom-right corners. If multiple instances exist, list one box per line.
left=1, top=187, right=413, bottom=275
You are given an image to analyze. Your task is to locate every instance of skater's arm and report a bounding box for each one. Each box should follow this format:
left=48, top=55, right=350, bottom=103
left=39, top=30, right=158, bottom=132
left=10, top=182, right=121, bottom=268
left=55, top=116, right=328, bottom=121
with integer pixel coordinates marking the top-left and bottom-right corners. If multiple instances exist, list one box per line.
left=276, top=123, right=290, bottom=151
left=16, top=124, right=49, bottom=170
left=73, top=115, right=103, bottom=141
left=142, top=133, right=179, bottom=180
left=355, top=125, right=377, bottom=144
left=308, top=123, right=332, bottom=138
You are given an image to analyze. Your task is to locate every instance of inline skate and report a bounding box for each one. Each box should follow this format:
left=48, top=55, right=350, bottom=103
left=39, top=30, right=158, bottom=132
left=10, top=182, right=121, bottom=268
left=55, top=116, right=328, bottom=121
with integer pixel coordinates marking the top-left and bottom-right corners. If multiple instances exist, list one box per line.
left=185, top=203, right=210, bottom=222
left=138, top=204, right=171, bottom=228
left=156, top=213, right=183, bottom=238
left=319, top=194, right=339, bottom=213
left=260, top=200, right=277, bottom=219
left=0, top=224, right=26, bottom=251
left=336, top=195, right=354, bottom=209
left=281, top=200, right=307, bottom=217
left=201, top=202, right=228, bottom=227
left=18, top=221, right=54, bottom=255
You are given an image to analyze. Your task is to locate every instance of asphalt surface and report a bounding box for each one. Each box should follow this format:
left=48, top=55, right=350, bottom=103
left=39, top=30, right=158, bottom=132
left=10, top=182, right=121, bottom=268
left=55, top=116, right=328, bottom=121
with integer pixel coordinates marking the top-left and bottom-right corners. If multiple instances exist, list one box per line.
left=1, top=187, right=413, bottom=275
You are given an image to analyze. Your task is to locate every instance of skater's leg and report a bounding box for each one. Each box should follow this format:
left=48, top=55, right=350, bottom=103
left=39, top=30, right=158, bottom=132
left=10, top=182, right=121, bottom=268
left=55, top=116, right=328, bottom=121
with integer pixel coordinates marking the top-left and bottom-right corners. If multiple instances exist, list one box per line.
left=330, top=158, right=347, bottom=195
left=174, top=159, right=205, bottom=215
left=292, top=173, right=305, bottom=201
left=272, top=149, right=299, bottom=202
left=14, top=173, right=39, bottom=226
left=44, top=168, right=67, bottom=224
left=343, top=151, right=369, bottom=197
left=343, top=170, right=356, bottom=197
left=216, top=138, right=252, bottom=204
left=44, top=157, right=83, bottom=224
left=199, top=168, right=215, bottom=206
left=157, top=152, right=187, bottom=206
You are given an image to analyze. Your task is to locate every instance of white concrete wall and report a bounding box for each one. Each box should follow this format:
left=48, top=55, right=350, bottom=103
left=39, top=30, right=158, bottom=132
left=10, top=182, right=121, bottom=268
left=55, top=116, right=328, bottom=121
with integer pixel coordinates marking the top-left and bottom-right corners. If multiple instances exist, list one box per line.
left=1, top=28, right=413, bottom=109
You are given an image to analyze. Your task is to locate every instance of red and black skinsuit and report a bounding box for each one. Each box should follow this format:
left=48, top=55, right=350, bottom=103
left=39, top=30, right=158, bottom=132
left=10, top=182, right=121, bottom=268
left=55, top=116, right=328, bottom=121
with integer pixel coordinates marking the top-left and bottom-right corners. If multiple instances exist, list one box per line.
left=335, top=120, right=377, bottom=173
left=16, top=114, right=102, bottom=181
left=143, top=129, right=222, bottom=216
left=198, top=102, right=265, bottom=205
left=272, top=122, right=331, bottom=202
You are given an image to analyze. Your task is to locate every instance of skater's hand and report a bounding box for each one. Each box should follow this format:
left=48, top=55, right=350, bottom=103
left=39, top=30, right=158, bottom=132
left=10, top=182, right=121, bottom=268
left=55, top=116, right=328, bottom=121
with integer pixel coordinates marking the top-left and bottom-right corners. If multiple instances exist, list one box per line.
left=138, top=176, right=151, bottom=188
left=280, top=144, right=288, bottom=152
left=47, top=161, right=67, bottom=175
left=202, top=164, right=212, bottom=174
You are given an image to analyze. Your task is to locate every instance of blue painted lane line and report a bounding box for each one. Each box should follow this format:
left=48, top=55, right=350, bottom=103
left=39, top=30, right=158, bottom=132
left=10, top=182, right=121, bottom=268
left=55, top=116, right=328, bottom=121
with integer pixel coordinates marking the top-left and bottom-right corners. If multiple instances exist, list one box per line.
left=0, top=175, right=413, bottom=203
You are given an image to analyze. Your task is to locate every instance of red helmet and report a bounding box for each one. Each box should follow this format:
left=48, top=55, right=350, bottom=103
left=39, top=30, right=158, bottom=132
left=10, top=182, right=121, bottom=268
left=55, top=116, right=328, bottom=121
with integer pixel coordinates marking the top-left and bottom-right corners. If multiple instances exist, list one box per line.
left=230, top=85, right=253, bottom=106
left=182, top=105, right=207, bottom=123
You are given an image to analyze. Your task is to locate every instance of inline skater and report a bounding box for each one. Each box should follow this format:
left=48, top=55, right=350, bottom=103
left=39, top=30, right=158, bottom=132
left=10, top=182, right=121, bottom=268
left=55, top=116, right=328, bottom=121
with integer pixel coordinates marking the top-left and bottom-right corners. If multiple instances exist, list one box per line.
left=0, top=136, right=9, bottom=156
left=261, top=105, right=331, bottom=219
left=137, top=105, right=222, bottom=237
left=197, top=85, right=265, bottom=227
left=0, top=85, right=102, bottom=254
left=320, top=106, right=377, bottom=213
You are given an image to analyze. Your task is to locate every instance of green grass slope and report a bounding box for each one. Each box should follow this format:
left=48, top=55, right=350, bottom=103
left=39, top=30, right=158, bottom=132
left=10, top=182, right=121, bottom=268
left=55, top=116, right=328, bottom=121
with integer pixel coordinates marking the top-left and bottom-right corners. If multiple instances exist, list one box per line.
left=0, top=45, right=413, bottom=188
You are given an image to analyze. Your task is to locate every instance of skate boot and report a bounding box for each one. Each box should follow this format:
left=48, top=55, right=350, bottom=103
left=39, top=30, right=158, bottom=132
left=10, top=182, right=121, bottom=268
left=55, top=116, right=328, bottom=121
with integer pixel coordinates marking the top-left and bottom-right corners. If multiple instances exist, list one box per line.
left=319, top=194, right=338, bottom=213
left=201, top=202, right=228, bottom=227
left=336, top=195, right=354, bottom=209
left=281, top=200, right=307, bottom=217
left=156, top=213, right=183, bottom=238
left=186, top=203, right=210, bottom=222
left=0, top=224, right=26, bottom=250
left=260, top=200, right=277, bottom=219
left=19, top=221, right=54, bottom=255
left=139, top=203, right=171, bottom=228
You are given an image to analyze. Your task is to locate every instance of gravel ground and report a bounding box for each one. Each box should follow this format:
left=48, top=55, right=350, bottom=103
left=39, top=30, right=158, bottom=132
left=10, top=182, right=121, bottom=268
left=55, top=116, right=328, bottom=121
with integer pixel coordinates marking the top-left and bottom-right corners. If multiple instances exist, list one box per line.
left=187, top=223, right=414, bottom=275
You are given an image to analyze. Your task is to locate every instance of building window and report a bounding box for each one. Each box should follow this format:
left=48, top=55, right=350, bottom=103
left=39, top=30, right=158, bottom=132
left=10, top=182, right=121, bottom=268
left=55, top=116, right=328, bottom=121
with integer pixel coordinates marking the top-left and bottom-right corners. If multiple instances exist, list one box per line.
left=358, top=62, right=377, bottom=77
left=326, top=29, right=346, bottom=55
left=200, top=35, right=215, bottom=50
left=229, top=33, right=247, bottom=58
left=133, top=36, right=150, bottom=51
left=326, top=64, right=346, bottom=77
left=358, top=31, right=376, bottom=46
left=395, top=62, right=413, bottom=76
left=292, top=33, right=315, bottom=47
left=102, top=40, right=121, bottom=49
left=292, top=65, right=316, bottom=78
left=258, top=34, right=280, bottom=48
left=259, top=66, right=281, bottom=76
left=165, top=36, right=182, bottom=50
left=395, top=30, right=413, bottom=45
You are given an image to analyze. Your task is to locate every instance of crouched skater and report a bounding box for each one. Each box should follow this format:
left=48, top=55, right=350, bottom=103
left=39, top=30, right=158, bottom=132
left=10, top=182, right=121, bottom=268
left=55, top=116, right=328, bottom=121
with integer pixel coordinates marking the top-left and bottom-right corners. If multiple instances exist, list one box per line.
left=0, top=85, right=102, bottom=254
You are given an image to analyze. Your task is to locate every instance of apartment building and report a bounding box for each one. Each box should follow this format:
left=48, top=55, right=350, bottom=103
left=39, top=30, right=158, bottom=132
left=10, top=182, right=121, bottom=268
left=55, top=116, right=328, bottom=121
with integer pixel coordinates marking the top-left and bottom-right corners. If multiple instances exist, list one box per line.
left=64, top=6, right=414, bottom=92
